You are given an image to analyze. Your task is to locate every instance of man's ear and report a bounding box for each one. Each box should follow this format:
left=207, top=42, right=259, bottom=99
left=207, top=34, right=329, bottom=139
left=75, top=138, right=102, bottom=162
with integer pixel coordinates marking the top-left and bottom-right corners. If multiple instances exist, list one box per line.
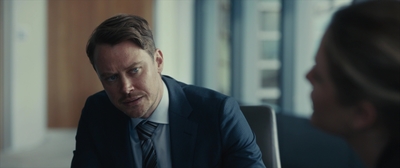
left=351, top=101, right=378, bottom=130
left=154, top=49, right=164, bottom=74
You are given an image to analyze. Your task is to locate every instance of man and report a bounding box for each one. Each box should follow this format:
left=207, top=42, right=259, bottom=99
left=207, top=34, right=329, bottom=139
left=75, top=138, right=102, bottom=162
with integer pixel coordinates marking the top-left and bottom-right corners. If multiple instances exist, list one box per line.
left=71, top=14, right=265, bottom=168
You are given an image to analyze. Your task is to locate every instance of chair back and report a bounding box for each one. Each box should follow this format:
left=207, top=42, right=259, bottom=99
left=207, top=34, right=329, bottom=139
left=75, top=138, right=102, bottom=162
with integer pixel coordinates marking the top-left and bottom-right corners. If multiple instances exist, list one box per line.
left=240, top=105, right=281, bottom=168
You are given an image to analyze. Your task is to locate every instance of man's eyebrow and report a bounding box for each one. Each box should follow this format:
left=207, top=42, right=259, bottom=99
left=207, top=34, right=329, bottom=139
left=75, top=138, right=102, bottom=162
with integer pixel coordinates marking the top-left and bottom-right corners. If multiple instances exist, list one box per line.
left=99, top=61, right=143, bottom=78
left=126, top=61, right=143, bottom=69
left=99, top=72, right=114, bottom=78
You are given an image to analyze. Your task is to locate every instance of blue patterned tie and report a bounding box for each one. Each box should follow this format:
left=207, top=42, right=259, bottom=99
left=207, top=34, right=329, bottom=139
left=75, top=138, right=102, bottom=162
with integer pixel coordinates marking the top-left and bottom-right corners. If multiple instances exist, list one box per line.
left=136, top=121, right=159, bottom=168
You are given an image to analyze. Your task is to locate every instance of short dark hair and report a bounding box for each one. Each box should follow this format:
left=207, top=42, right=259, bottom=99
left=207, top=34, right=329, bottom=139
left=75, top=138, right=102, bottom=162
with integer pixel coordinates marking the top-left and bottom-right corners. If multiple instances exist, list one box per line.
left=86, top=14, right=156, bottom=68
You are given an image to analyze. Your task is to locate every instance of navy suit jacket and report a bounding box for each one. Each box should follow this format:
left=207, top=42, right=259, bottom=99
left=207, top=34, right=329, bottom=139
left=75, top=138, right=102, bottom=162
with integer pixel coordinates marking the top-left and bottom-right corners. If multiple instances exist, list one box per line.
left=71, top=76, right=265, bottom=168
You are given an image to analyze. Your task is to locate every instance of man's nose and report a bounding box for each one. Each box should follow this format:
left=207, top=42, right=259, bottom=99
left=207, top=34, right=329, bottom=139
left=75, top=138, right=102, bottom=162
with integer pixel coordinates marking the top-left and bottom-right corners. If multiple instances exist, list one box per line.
left=121, top=76, right=134, bottom=94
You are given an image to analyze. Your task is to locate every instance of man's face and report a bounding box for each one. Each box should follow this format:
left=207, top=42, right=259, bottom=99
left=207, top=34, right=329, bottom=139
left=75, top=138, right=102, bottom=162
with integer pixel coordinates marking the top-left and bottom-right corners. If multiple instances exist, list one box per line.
left=93, top=40, right=164, bottom=118
left=306, top=36, right=355, bottom=136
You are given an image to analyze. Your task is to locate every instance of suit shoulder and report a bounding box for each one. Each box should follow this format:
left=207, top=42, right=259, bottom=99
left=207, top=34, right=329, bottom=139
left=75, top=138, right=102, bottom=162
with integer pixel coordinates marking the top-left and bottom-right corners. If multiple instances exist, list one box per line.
left=86, top=90, right=108, bottom=102
left=183, top=84, right=236, bottom=110
left=83, top=90, right=114, bottom=110
left=163, top=75, right=238, bottom=110
left=184, top=85, right=227, bottom=100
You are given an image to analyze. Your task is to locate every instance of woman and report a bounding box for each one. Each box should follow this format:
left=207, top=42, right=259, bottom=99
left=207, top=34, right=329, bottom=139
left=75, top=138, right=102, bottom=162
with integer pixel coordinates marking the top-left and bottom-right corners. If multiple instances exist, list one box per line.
left=306, top=1, right=399, bottom=168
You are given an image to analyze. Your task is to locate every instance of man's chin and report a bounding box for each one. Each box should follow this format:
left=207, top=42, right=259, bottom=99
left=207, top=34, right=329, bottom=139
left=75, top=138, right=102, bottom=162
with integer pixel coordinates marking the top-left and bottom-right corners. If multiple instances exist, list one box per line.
left=115, top=105, right=141, bottom=118
left=123, top=110, right=144, bottom=118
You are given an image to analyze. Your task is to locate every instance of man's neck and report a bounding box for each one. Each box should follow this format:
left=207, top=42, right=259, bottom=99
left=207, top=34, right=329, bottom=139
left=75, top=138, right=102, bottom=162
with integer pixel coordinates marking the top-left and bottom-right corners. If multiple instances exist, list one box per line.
left=142, top=79, right=164, bottom=119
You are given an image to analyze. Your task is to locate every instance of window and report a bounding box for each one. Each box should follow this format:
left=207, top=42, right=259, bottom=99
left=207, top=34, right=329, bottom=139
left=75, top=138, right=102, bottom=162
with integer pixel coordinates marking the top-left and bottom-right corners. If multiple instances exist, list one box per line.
left=256, top=0, right=281, bottom=105
left=194, top=0, right=351, bottom=114
left=280, top=0, right=352, bottom=116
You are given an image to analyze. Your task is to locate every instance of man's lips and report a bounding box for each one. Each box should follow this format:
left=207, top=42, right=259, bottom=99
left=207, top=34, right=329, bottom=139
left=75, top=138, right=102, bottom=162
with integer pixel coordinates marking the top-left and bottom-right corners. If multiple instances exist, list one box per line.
left=122, top=96, right=143, bottom=105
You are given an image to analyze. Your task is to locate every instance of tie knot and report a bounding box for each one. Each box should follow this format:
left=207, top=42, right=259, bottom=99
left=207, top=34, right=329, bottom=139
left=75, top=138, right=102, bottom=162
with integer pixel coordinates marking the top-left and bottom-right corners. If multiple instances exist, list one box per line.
left=136, top=121, right=158, bottom=140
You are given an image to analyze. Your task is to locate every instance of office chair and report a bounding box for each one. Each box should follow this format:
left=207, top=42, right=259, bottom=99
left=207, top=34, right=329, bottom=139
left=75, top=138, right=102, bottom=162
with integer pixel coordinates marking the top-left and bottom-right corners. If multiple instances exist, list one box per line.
left=240, top=105, right=281, bottom=168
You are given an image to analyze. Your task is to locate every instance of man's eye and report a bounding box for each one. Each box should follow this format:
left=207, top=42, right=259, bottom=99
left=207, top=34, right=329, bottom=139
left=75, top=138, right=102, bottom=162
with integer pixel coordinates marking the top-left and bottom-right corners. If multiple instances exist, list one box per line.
left=131, top=68, right=140, bottom=73
left=106, top=75, right=117, bottom=81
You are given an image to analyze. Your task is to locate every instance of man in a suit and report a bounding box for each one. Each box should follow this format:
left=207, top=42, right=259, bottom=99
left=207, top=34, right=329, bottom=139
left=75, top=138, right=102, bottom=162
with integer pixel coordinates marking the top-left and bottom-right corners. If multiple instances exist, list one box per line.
left=71, top=14, right=265, bottom=168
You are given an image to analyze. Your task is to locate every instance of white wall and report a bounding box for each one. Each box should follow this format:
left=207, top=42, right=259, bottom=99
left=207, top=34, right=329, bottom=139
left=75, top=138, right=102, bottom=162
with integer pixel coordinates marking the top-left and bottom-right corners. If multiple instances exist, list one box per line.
left=2, top=0, right=47, bottom=151
left=154, top=0, right=194, bottom=84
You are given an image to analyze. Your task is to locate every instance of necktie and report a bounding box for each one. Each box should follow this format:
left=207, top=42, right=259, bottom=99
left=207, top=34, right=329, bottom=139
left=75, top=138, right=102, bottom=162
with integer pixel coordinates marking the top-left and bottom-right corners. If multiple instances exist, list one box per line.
left=136, top=121, right=159, bottom=168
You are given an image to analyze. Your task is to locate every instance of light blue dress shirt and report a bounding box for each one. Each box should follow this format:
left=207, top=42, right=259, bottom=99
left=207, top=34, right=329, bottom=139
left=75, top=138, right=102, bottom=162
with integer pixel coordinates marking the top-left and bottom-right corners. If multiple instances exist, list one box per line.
left=130, top=82, right=171, bottom=168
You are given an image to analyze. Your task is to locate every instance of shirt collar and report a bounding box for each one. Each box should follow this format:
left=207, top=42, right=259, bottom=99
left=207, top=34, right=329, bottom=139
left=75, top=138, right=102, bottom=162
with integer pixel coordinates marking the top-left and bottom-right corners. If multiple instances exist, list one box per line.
left=131, top=81, right=169, bottom=128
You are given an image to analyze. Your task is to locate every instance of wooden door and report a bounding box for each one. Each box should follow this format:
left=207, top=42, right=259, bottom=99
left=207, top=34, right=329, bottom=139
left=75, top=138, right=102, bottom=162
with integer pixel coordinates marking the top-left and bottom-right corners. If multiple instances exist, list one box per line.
left=47, top=0, right=153, bottom=128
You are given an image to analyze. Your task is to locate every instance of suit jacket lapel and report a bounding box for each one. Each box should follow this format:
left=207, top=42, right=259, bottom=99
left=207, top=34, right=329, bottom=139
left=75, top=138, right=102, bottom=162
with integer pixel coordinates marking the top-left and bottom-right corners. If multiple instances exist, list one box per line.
left=163, top=76, right=198, bottom=168
left=103, top=105, right=134, bottom=168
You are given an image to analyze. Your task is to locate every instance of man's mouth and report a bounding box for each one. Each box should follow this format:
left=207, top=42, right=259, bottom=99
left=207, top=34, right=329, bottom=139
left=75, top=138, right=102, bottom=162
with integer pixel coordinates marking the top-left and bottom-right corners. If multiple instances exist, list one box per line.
left=122, top=96, right=143, bottom=105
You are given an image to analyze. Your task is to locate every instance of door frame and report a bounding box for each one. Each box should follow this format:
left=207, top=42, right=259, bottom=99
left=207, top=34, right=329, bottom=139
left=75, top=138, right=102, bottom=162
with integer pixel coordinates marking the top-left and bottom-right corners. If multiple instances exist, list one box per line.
left=0, top=0, right=12, bottom=151
left=0, top=0, right=4, bottom=151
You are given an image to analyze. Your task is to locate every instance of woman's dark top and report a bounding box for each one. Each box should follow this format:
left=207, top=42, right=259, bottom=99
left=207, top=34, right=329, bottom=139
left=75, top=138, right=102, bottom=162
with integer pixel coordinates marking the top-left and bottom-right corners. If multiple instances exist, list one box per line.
left=376, top=141, right=400, bottom=168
